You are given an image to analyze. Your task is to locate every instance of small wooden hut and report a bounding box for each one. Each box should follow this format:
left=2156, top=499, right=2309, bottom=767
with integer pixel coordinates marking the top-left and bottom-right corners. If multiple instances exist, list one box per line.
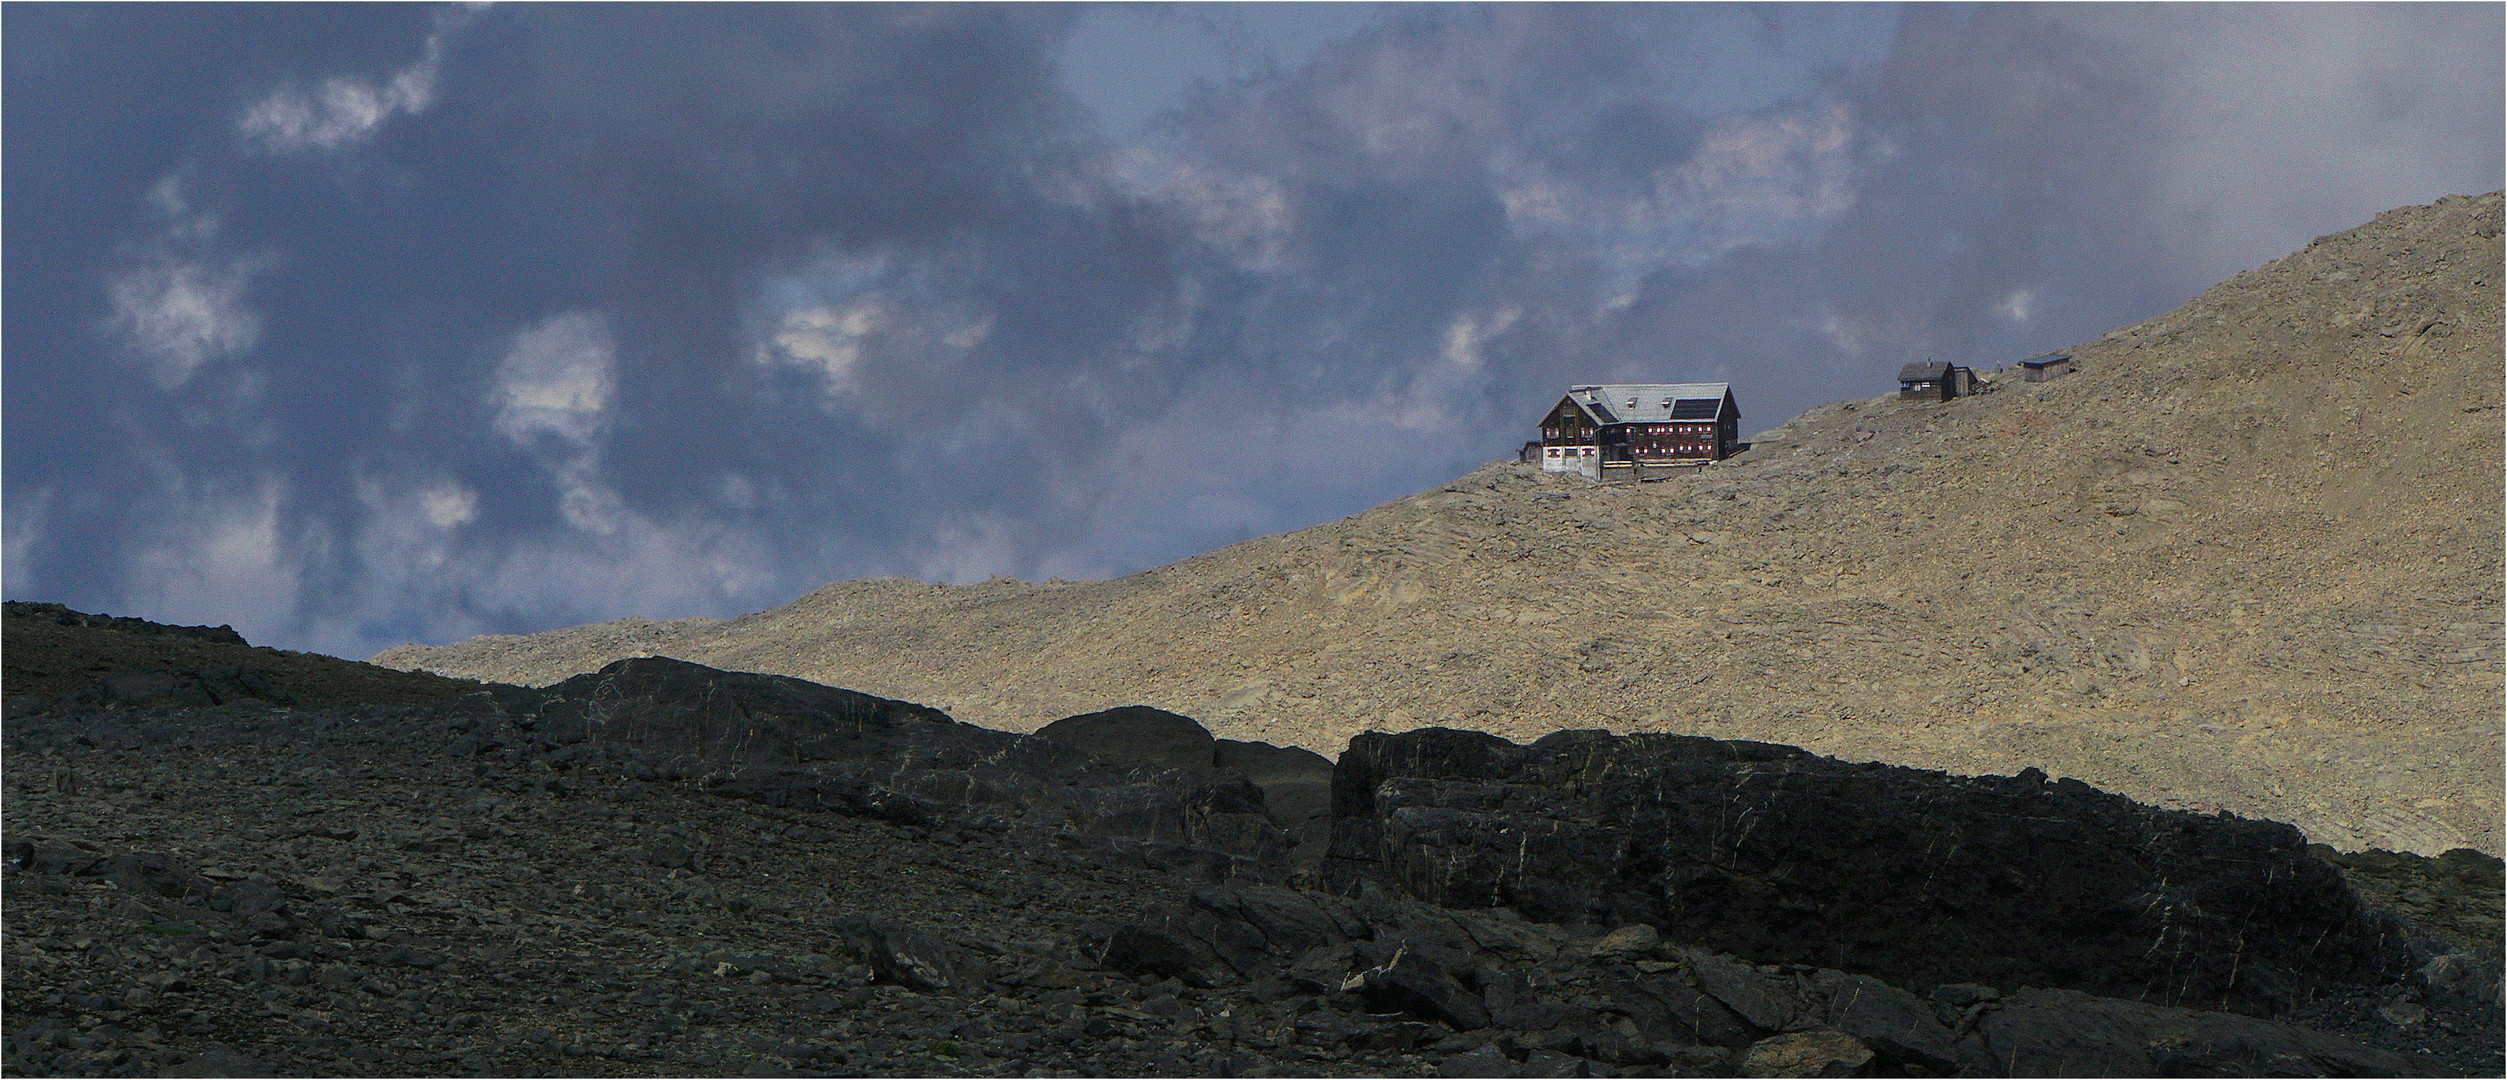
left=2017, top=352, right=2075, bottom=382
left=1897, top=361, right=1975, bottom=401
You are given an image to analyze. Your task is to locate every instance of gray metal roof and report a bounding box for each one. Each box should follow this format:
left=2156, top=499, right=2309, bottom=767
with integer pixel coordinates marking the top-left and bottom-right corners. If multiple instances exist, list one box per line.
left=1563, top=383, right=1733, bottom=424
left=2016, top=352, right=2073, bottom=368
left=1898, top=361, right=1951, bottom=383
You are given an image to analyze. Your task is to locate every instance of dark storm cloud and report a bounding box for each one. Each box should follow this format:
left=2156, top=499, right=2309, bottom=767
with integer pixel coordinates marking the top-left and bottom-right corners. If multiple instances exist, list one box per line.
left=1592, top=3, right=2191, bottom=427
left=5, top=4, right=2498, bottom=657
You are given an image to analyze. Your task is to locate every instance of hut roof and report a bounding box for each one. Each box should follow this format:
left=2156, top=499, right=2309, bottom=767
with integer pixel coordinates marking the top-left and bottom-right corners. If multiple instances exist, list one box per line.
left=1898, top=361, right=1951, bottom=383
left=1564, top=383, right=1734, bottom=424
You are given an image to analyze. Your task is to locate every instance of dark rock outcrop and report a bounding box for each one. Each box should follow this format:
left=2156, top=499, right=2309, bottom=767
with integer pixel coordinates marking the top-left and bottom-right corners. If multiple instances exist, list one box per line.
left=1037, top=705, right=1338, bottom=863
left=1217, top=738, right=1338, bottom=865
left=1095, top=882, right=2425, bottom=1077
left=4, top=602, right=248, bottom=646
left=1037, top=705, right=1216, bottom=771
left=476, top=658, right=1309, bottom=879
left=95, top=664, right=293, bottom=708
left=1970, top=987, right=2425, bottom=1077
left=1328, top=727, right=2418, bottom=1016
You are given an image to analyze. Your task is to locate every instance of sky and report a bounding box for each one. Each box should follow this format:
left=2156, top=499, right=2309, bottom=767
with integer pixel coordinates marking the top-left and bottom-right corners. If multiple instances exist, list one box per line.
left=6, top=3, right=2501, bottom=659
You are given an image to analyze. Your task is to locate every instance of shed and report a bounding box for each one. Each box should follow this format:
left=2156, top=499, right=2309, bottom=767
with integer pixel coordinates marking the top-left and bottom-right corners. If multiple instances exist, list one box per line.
left=1898, top=361, right=1975, bottom=401
left=2017, top=352, right=2074, bottom=382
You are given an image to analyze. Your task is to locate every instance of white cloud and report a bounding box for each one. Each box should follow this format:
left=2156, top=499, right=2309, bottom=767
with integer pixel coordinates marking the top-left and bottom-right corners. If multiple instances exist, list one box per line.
left=4, top=488, right=53, bottom=598
left=1816, top=306, right=1937, bottom=364
left=416, top=480, right=479, bottom=530
left=1498, top=105, right=1882, bottom=298
left=2062, top=6, right=2505, bottom=290
left=1498, top=180, right=1572, bottom=230
left=748, top=256, right=999, bottom=416
left=1440, top=306, right=1520, bottom=370
left=105, top=178, right=268, bottom=390
left=315, top=468, right=788, bottom=658
left=1997, top=289, right=2036, bottom=324
left=490, top=311, right=616, bottom=448
left=909, top=514, right=1027, bottom=584
left=240, top=14, right=456, bottom=152
left=107, top=259, right=263, bottom=390
left=1312, top=30, right=1508, bottom=181
left=123, top=477, right=307, bottom=646
left=1108, top=147, right=1295, bottom=272
left=757, top=300, right=886, bottom=400
left=354, top=474, right=477, bottom=574
left=421, top=512, right=781, bottom=645
left=1667, top=106, right=1864, bottom=228
left=306, top=457, right=797, bottom=658
left=553, top=462, right=629, bottom=536
left=486, top=311, right=638, bottom=536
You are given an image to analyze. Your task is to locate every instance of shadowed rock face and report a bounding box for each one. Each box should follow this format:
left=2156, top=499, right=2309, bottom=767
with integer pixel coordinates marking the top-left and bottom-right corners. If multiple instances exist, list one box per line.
left=504, top=657, right=1324, bottom=876
left=1037, top=706, right=1217, bottom=771
left=1326, top=727, right=2417, bottom=1016
left=519, top=655, right=967, bottom=767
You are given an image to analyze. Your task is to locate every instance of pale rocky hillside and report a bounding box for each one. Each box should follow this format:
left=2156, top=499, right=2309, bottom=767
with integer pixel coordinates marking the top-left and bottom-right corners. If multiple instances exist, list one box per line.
left=381, top=193, right=2506, bottom=857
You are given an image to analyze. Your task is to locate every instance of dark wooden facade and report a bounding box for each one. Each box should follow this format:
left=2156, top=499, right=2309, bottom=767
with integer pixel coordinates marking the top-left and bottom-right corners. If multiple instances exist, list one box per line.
left=1898, top=361, right=1975, bottom=401
left=2018, top=352, right=2074, bottom=382
left=1538, top=384, right=1739, bottom=478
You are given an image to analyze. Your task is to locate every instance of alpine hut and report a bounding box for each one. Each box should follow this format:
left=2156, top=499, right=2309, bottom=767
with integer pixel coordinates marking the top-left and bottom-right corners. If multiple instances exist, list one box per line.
left=2017, top=352, right=2075, bottom=382
left=1898, top=361, right=1976, bottom=401
left=1537, top=383, right=1740, bottom=480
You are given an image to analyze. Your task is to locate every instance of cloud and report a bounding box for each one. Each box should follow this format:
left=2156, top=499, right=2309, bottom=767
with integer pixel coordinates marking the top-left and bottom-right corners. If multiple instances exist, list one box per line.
left=1105, top=147, right=1294, bottom=272
left=485, top=311, right=642, bottom=536
left=121, top=477, right=308, bottom=645
left=758, top=301, right=884, bottom=401
left=104, top=179, right=268, bottom=390
left=1497, top=103, right=1884, bottom=300
left=490, top=311, right=617, bottom=449
left=1441, top=306, right=1519, bottom=371
left=105, top=258, right=262, bottom=389
left=1997, top=289, right=2036, bottom=325
left=239, top=7, right=464, bottom=152
left=4, top=488, right=54, bottom=599
left=909, top=513, right=1028, bottom=584
left=348, top=474, right=475, bottom=587
left=2047, top=5, right=2502, bottom=288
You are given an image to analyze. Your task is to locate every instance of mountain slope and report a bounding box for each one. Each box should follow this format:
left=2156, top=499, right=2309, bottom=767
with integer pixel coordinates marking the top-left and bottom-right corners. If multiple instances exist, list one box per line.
left=380, top=192, right=2506, bottom=856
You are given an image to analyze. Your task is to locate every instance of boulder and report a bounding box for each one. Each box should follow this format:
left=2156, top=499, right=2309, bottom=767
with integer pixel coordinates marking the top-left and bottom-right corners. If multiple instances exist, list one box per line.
left=498, top=658, right=1298, bottom=875
left=1969, top=987, right=2424, bottom=1077
left=1217, top=738, right=1336, bottom=851
left=1330, top=727, right=2415, bottom=1015
left=1097, top=922, right=1236, bottom=989
left=1738, top=1030, right=1871, bottom=1078
left=1683, top=949, right=1800, bottom=1032
left=834, top=917, right=976, bottom=993
left=1814, top=971, right=1958, bottom=1072
left=1037, top=705, right=1215, bottom=770
left=1587, top=924, right=1661, bottom=961
left=517, top=656, right=978, bottom=768
left=100, top=671, right=191, bottom=707
left=1344, top=941, right=1491, bottom=1030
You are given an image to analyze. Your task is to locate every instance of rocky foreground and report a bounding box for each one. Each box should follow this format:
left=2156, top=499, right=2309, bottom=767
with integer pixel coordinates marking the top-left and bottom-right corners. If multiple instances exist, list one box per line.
left=5, top=616, right=2501, bottom=1078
